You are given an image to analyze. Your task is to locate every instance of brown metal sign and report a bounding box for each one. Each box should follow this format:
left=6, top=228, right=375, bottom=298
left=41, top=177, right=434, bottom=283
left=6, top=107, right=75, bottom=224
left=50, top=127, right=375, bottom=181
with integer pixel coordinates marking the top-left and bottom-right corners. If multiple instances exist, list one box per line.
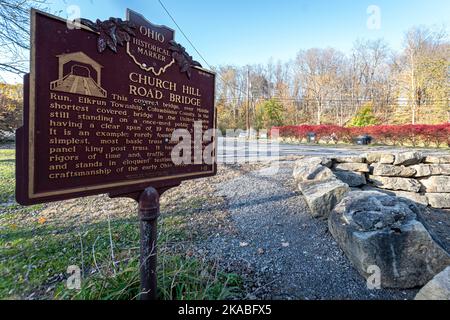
left=16, top=9, right=216, bottom=205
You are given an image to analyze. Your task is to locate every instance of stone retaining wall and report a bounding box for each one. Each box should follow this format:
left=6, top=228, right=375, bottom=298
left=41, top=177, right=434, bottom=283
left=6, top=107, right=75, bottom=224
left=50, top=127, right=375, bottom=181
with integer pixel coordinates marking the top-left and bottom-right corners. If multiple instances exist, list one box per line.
left=292, top=152, right=450, bottom=292
left=329, top=152, right=450, bottom=209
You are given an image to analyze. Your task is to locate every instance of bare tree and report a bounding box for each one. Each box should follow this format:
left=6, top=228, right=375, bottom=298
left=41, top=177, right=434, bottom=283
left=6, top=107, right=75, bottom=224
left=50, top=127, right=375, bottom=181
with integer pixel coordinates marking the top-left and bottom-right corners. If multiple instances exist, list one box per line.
left=0, top=0, right=49, bottom=76
left=402, top=26, right=448, bottom=124
left=296, top=48, right=345, bottom=124
left=215, top=25, right=449, bottom=129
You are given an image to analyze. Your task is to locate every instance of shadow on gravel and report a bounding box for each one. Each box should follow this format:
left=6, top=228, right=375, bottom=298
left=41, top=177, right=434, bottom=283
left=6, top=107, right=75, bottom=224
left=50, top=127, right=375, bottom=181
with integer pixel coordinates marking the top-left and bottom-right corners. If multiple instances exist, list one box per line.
left=226, top=193, right=298, bottom=211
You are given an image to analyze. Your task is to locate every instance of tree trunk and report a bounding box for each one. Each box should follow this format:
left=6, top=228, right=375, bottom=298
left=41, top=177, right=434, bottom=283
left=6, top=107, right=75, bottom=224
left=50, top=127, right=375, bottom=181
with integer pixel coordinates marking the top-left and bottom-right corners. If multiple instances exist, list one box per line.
left=410, top=52, right=417, bottom=125
left=317, top=103, right=322, bottom=125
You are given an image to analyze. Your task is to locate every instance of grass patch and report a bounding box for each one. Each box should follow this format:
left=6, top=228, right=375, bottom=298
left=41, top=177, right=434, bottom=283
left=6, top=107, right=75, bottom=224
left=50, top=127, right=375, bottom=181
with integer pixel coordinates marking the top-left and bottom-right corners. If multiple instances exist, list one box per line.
left=1, top=206, right=242, bottom=300
left=0, top=148, right=243, bottom=300
left=0, top=149, right=43, bottom=214
left=162, top=196, right=210, bottom=217
left=55, top=253, right=241, bottom=300
left=0, top=149, right=15, bottom=203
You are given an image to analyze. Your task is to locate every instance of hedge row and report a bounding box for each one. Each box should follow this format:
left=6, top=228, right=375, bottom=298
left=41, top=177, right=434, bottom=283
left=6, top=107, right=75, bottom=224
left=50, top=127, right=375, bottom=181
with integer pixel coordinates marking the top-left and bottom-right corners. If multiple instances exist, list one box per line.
left=270, top=124, right=450, bottom=147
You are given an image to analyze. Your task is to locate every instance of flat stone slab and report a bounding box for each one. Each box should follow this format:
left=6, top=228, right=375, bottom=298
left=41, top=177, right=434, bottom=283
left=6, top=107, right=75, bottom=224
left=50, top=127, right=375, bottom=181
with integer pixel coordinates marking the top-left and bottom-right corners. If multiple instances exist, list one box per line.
left=329, top=191, right=450, bottom=288
left=393, top=191, right=429, bottom=207
left=372, top=163, right=416, bottom=178
left=411, top=164, right=450, bottom=177
left=426, top=193, right=450, bottom=209
left=421, top=176, right=450, bottom=193
left=362, top=186, right=429, bottom=207
left=425, top=155, right=450, bottom=164
left=299, top=179, right=350, bottom=218
left=415, top=267, right=450, bottom=300
left=293, top=157, right=334, bottom=183
left=335, top=171, right=366, bottom=187
left=369, top=175, right=422, bottom=193
left=334, top=163, right=370, bottom=173
left=333, top=156, right=366, bottom=163
left=394, top=152, right=425, bottom=166
left=367, top=153, right=395, bottom=164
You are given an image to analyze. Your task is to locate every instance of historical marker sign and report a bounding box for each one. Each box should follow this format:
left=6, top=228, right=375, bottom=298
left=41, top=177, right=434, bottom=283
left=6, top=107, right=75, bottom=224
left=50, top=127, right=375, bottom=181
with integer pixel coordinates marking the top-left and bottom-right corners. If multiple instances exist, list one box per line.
left=16, top=9, right=216, bottom=205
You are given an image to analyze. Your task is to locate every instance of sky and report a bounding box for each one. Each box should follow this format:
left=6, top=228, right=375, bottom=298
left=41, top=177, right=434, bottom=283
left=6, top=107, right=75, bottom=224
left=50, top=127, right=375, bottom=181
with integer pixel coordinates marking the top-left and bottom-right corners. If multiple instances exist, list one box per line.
left=2, top=0, right=450, bottom=83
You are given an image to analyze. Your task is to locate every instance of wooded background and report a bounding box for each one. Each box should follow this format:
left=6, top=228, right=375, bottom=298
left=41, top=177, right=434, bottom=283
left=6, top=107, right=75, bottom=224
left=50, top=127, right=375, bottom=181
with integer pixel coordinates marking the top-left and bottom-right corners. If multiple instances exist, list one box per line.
left=215, top=28, right=449, bottom=132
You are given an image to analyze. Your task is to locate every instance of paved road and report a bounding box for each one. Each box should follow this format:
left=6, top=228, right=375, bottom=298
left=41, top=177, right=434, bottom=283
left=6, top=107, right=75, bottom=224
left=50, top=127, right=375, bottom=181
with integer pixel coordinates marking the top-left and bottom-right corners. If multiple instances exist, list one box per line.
left=217, top=137, right=448, bottom=163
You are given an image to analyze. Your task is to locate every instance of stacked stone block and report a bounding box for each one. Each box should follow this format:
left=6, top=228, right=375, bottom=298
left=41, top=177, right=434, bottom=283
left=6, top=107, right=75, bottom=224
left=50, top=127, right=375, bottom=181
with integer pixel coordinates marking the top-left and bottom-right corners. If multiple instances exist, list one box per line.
left=330, top=152, right=450, bottom=209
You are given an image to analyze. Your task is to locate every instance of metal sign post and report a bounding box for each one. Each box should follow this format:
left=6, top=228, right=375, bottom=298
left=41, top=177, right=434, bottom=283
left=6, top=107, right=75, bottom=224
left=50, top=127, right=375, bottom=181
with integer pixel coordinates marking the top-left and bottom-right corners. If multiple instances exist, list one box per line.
left=110, top=185, right=178, bottom=300
left=138, top=187, right=160, bottom=300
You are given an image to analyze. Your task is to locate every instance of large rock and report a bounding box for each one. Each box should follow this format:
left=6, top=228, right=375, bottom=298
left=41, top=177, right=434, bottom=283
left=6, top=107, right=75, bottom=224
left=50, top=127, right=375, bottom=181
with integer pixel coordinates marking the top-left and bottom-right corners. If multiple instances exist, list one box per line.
left=366, top=153, right=395, bottom=164
left=426, top=194, right=450, bottom=209
left=372, top=163, right=416, bottom=178
left=415, top=267, right=450, bottom=300
left=329, top=191, right=450, bottom=288
left=299, top=179, right=350, bottom=218
left=293, top=157, right=334, bottom=182
left=334, top=163, right=370, bottom=173
left=411, top=164, right=450, bottom=177
left=421, top=176, right=450, bottom=193
left=425, top=155, right=450, bottom=164
left=335, top=171, right=366, bottom=187
left=334, top=156, right=366, bottom=163
left=394, top=151, right=425, bottom=166
left=369, top=175, right=422, bottom=193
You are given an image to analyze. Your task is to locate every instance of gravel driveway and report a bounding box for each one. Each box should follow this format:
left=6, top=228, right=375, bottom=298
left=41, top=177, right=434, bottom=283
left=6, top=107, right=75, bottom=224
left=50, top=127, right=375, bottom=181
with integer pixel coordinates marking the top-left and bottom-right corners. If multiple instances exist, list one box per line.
left=202, top=160, right=418, bottom=300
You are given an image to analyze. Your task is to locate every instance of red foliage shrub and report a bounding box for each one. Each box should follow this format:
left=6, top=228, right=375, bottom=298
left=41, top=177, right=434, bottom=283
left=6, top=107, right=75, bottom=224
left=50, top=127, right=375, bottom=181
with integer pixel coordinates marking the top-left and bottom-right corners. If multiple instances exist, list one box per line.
left=272, top=123, right=450, bottom=147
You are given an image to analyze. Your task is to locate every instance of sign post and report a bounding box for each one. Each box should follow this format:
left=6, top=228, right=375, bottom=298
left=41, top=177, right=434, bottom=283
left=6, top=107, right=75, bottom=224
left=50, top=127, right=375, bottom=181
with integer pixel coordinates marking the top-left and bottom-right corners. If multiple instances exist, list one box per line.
left=16, top=9, right=216, bottom=300
left=138, top=187, right=160, bottom=300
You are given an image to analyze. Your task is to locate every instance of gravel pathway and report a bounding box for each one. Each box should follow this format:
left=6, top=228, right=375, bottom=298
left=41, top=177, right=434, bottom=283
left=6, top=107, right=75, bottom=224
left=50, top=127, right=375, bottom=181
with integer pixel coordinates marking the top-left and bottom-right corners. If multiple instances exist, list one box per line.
left=203, top=161, right=418, bottom=300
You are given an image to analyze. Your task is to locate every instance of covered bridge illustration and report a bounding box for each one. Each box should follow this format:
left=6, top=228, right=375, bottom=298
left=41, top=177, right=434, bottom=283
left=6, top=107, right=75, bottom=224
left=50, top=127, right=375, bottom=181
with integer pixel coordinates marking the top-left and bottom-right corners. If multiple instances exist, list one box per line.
left=50, top=51, right=107, bottom=98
